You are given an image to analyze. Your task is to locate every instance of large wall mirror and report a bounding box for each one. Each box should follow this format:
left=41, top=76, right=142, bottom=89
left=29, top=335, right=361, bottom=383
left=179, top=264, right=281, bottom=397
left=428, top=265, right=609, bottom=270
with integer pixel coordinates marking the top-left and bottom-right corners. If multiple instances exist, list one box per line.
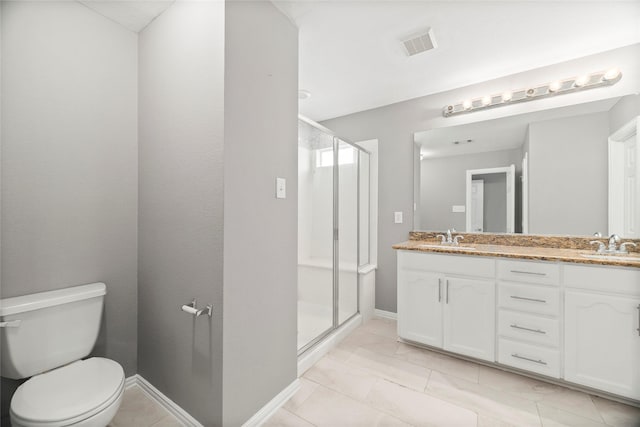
left=413, top=94, right=640, bottom=237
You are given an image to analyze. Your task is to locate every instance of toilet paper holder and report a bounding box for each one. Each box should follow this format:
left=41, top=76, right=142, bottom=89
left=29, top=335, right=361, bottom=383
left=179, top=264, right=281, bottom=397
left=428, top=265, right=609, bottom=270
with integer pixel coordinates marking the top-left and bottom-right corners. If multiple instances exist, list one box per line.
left=181, top=299, right=212, bottom=318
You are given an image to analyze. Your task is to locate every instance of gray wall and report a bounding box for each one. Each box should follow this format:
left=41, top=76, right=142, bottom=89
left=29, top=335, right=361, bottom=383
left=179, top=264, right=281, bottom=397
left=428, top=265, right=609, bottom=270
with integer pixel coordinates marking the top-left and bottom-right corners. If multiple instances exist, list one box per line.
left=1, top=1, right=138, bottom=418
left=137, top=2, right=225, bottom=425
left=222, top=2, right=298, bottom=425
left=475, top=173, right=507, bottom=233
left=528, top=112, right=609, bottom=235
left=609, top=94, right=640, bottom=132
left=419, top=149, right=521, bottom=232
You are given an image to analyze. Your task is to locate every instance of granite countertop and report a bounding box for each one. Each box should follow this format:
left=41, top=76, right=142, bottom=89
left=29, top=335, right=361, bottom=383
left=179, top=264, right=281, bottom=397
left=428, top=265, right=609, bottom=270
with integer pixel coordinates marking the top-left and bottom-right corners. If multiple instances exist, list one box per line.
left=392, top=240, right=640, bottom=268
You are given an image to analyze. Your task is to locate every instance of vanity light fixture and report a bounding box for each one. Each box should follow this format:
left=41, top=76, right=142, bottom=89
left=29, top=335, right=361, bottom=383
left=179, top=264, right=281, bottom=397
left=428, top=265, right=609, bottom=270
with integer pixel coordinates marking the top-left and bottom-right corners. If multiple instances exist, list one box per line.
left=442, top=68, right=622, bottom=117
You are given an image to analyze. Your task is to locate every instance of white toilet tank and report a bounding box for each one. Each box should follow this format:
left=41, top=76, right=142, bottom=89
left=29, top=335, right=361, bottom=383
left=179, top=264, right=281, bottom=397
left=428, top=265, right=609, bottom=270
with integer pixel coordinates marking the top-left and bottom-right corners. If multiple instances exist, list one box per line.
left=0, top=282, right=106, bottom=379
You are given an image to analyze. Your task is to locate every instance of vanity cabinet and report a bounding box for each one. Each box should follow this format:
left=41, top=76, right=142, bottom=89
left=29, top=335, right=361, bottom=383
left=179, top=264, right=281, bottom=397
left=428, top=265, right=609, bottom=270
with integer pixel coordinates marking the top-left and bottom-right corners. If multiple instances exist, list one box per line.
left=397, top=247, right=640, bottom=401
left=496, top=260, right=561, bottom=378
left=564, top=264, right=640, bottom=400
left=397, top=252, right=495, bottom=362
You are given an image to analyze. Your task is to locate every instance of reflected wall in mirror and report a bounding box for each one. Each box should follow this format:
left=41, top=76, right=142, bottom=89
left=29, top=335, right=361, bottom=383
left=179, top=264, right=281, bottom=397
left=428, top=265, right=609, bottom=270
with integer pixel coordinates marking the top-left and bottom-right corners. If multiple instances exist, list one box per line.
left=414, top=94, right=640, bottom=237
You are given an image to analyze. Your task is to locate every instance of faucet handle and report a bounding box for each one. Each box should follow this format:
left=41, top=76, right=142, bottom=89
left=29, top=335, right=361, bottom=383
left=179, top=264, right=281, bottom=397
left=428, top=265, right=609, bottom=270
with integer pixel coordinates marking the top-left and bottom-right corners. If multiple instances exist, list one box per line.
left=453, top=235, right=464, bottom=246
left=436, top=234, right=446, bottom=244
left=590, top=241, right=605, bottom=253
left=619, top=242, right=638, bottom=254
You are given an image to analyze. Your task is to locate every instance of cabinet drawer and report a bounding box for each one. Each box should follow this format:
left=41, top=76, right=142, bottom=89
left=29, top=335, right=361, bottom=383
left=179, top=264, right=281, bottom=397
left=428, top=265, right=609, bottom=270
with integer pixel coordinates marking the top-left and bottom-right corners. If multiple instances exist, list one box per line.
left=498, top=282, right=560, bottom=316
left=498, top=310, right=559, bottom=347
left=498, top=260, right=559, bottom=285
left=398, top=251, right=495, bottom=278
left=563, top=264, right=640, bottom=296
left=498, top=339, right=560, bottom=378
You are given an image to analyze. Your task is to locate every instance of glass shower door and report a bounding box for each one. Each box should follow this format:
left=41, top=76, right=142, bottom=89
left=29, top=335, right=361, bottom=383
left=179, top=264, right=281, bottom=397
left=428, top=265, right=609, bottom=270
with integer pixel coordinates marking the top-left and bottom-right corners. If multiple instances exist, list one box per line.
left=297, top=120, right=334, bottom=351
left=337, top=139, right=358, bottom=325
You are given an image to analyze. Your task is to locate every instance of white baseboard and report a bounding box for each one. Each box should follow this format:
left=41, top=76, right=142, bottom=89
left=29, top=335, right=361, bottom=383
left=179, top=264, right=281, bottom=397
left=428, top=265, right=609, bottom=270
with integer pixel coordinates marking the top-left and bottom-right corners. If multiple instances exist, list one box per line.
left=242, top=379, right=301, bottom=427
left=374, top=309, right=397, bottom=320
left=126, top=375, right=204, bottom=427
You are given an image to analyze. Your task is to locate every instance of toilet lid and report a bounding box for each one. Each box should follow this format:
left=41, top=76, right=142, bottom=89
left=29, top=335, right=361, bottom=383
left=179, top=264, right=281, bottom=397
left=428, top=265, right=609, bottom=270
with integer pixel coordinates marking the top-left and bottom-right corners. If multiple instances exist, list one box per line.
left=11, top=357, right=124, bottom=424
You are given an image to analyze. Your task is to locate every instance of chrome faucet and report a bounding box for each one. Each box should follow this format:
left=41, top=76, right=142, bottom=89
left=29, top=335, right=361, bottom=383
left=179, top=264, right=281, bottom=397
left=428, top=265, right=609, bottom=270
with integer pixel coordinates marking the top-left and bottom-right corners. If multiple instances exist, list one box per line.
left=608, top=234, right=621, bottom=252
left=590, top=234, right=637, bottom=254
left=436, top=229, right=463, bottom=246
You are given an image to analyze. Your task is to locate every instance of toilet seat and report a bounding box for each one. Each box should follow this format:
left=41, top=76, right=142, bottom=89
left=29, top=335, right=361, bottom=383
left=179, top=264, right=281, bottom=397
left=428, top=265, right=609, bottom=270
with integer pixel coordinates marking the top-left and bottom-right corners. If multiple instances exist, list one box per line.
left=11, top=357, right=124, bottom=427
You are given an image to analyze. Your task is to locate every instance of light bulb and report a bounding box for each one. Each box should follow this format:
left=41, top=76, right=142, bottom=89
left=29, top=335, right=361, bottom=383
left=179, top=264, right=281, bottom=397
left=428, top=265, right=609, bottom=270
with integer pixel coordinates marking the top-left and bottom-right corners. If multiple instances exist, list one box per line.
left=502, top=91, right=512, bottom=102
left=549, top=81, right=561, bottom=92
left=603, top=68, right=620, bottom=81
left=462, top=99, right=472, bottom=110
left=574, top=75, right=589, bottom=87
left=481, top=96, right=492, bottom=106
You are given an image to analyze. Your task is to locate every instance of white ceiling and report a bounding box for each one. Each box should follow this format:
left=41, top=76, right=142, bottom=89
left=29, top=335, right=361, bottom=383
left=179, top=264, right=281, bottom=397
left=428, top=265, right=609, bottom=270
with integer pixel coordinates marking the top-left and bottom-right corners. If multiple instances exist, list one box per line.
left=77, top=0, right=174, bottom=33
left=274, top=1, right=640, bottom=122
left=415, top=96, right=621, bottom=158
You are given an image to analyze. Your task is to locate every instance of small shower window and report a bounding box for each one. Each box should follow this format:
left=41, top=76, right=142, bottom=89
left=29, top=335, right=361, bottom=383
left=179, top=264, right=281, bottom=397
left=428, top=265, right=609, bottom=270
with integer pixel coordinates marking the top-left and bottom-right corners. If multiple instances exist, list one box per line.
left=316, top=146, right=355, bottom=168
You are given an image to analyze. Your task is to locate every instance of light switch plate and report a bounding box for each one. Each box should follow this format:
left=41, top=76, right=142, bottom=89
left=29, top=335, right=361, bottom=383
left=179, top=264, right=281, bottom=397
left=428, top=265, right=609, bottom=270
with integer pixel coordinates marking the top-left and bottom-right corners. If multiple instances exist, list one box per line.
left=276, top=177, right=286, bottom=199
left=452, top=205, right=466, bottom=213
left=394, top=211, right=403, bottom=224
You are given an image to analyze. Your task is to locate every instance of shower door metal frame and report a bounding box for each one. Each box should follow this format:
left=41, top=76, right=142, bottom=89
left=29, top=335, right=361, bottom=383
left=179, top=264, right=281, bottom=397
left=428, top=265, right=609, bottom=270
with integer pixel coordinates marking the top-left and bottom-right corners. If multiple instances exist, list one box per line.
left=297, top=116, right=370, bottom=356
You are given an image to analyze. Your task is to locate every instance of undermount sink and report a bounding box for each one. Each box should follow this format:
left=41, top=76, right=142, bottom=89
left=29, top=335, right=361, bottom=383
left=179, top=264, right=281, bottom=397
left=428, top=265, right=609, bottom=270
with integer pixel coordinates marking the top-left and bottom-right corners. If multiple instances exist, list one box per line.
left=580, top=253, right=640, bottom=262
left=418, top=244, right=477, bottom=251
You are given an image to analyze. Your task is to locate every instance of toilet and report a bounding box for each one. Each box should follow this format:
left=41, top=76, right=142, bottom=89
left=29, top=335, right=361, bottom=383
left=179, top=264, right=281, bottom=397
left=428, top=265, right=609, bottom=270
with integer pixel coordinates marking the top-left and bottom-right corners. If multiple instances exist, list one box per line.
left=0, top=283, right=125, bottom=427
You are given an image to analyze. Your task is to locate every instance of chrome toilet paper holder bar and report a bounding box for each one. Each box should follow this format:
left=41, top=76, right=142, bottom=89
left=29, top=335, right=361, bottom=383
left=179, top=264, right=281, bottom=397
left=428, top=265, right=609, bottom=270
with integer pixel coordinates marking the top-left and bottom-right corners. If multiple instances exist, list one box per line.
left=181, top=299, right=212, bottom=318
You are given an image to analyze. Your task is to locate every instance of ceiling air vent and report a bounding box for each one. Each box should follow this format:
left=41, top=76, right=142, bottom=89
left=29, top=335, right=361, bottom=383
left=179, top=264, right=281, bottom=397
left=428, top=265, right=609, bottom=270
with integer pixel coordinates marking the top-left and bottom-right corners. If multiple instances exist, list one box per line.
left=402, top=28, right=437, bottom=57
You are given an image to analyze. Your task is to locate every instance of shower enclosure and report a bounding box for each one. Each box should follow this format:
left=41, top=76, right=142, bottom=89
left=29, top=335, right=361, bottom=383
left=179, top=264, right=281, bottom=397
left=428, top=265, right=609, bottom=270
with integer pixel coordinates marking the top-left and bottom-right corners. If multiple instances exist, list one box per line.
left=297, top=117, right=370, bottom=353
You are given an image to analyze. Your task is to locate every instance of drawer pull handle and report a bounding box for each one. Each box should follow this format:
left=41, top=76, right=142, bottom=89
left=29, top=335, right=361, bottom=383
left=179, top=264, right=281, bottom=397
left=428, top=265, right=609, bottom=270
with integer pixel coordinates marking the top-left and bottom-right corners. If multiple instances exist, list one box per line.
left=510, top=324, right=546, bottom=334
left=511, top=353, right=547, bottom=365
left=510, top=295, right=547, bottom=303
left=510, top=270, right=546, bottom=276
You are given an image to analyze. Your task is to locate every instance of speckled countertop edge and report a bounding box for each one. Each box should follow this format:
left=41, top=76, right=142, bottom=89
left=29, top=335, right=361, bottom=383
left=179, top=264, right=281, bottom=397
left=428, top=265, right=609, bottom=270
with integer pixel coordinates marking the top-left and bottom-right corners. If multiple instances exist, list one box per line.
left=393, top=240, right=640, bottom=268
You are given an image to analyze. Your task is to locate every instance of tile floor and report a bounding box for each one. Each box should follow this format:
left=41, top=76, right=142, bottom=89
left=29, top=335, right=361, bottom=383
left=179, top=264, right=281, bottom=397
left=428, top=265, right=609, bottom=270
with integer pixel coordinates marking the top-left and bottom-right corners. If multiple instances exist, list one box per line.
left=109, top=386, right=182, bottom=427
left=111, top=317, right=640, bottom=427
left=266, top=318, right=640, bottom=427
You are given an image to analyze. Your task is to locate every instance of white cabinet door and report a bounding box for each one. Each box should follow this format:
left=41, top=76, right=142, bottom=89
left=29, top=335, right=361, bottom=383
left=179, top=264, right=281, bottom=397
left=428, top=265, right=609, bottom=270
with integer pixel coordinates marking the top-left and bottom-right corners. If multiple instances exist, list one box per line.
left=397, top=269, right=443, bottom=348
left=565, top=291, right=640, bottom=400
left=444, top=277, right=496, bottom=361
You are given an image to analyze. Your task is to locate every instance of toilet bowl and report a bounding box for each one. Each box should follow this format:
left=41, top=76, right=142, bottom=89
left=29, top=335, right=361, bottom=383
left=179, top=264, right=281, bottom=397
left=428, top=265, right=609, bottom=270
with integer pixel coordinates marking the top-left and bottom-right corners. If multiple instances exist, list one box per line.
left=0, top=283, right=125, bottom=427
left=10, top=358, right=125, bottom=427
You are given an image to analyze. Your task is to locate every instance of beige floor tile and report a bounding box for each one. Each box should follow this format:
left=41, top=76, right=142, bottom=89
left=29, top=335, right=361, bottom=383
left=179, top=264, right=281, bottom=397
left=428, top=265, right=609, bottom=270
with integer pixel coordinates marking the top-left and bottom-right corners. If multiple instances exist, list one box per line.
left=426, top=370, right=541, bottom=427
left=109, top=386, right=172, bottom=427
left=346, top=347, right=430, bottom=391
left=537, top=403, right=607, bottom=427
left=150, top=414, right=183, bottom=427
left=395, top=344, right=479, bottom=383
left=337, top=328, right=400, bottom=357
left=477, top=366, right=604, bottom=422
left=360, top=318, right=399, bottom=339
left=303, top=356, right=379, bottom=400
left=284, top=378, right=319, bottom=412
left=366, top=378, right=477, bottom=426
left=592, top=396, right=640, bottom=427
left=292, top=384, right=410, bottom=427
left=264, top=408, right=316, bottom=427
left=477, top=415, right=520, bottom=427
